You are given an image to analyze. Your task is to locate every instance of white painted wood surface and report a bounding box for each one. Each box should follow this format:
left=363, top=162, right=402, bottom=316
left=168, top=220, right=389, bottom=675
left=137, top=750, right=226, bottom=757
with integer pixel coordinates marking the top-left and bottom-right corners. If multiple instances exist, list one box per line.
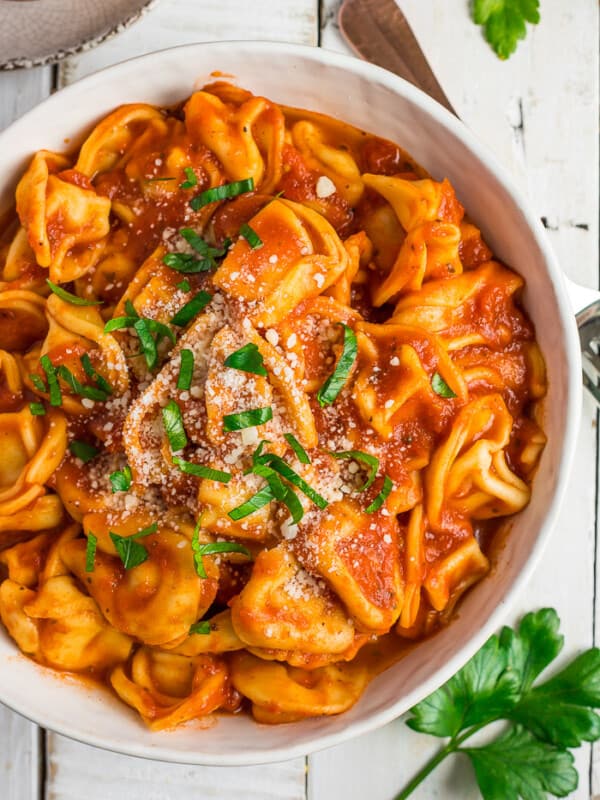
left=0, top=1, right=598, bottom=798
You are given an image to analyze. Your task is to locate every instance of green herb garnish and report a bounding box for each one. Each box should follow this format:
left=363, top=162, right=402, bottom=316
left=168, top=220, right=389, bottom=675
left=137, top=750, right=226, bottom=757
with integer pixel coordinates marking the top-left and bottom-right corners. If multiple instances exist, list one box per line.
left=85, top=533, right=97, bottom=573
left=395, top=608, right=598, bottom=799
left=171, top=290, right=212, bottom=327
left=56, top=365, right=108, bottom=402
left=179, top=167, right=198, bottom=189
left=110, top=465, right=132, bottom=493
left=105, top=306, right=174, bottom=371
left=431, top=372, right=457, bottom=398
left=189, top=178, right=254, bottom=211
left=223, top=406, right=273, bottom=432
left=240, top=222, right=263, bottom=249
left=317, top=323, right=357, bottom=407
left=80, top=353, right=112, bottom=395
left=189, top=620, right=211, bottom=635
left=39, top=354, right=61, bottom=407
left=46, top=279, right=102, bottom=306
left=172, top=456, right=231, bottom=484
left=254, top=452, right=328, bottom=510
left=109, top=523, right=158, bottom=570
left=191, top=521, right=251, bottom=578
left=332, top=450, right=379, bottom=491
left=162, top=229, right=230, bottom=274
left=176, top=279, right=191, bottom=292
left=29, top=373, right=47, bottom=393
left=365, top=474, right=393, bottom=513
left=177, top=349, right=194, bottom=391
left=223, top=342, right=267, bottom=377
left=471, top=0, right=540, bottom=60
left=162, top=400, right=187, bottom=452
left=29, top=402, right=46, bottom=416
left=284, top=433, right=310, bottom=464
left=69, top=440, right=99, bottom=463
left=228, top=484, right=278, bottom=521
left=133, top=318, right=158, bottom=370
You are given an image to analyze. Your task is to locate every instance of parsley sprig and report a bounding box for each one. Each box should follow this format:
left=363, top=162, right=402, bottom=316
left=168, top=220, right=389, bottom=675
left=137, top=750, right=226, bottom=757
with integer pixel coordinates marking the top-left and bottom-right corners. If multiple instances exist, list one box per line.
left=471, top=0, right=540, bottom=60
left=395, top=608, right=600, bottom=799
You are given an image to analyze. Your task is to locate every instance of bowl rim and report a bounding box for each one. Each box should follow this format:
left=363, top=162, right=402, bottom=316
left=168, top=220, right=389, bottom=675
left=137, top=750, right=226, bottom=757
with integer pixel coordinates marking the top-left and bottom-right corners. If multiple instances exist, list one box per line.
left=0, top=39, right=582, bottom=765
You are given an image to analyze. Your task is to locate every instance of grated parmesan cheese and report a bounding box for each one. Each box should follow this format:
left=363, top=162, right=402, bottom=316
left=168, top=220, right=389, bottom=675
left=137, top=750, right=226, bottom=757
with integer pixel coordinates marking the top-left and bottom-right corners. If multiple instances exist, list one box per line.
left=316, top=175, right=336, bottom=198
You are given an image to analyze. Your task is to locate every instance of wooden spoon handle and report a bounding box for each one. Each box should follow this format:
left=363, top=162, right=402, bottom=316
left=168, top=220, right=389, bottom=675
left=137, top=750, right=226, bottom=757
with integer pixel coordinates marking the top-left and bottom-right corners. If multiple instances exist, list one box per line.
left=338, top=0, right=457, bottom=117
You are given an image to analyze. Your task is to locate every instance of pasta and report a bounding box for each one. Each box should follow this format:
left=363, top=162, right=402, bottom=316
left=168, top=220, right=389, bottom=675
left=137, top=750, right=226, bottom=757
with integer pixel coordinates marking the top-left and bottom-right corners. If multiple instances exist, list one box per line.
left=0, top=81, right=546, bottom=729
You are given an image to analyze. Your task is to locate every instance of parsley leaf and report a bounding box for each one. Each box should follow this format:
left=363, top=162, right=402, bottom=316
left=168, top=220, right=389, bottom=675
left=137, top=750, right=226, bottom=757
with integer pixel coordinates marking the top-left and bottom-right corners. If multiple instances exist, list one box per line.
left=500, top=607, right=564, bottom=694
left=510, top=649, right=600, bottom=747
left=396, top=608, right=600, bottom=799
left=463, top=725, right=578, bottom=800
left=407, top=634, right=520, bottom=738
left=472, top=0, right=540, bottom=60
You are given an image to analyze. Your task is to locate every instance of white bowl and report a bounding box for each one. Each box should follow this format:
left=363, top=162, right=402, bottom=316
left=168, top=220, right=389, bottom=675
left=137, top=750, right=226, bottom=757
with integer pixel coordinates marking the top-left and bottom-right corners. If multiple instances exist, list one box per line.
left=0, top=41, right=581, bottom=765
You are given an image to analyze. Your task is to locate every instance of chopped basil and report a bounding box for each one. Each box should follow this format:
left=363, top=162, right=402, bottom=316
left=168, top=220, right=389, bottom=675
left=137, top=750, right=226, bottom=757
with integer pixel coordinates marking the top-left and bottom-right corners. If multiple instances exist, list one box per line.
left=255, top=453, right=328, bottom=510
left=69, top=440, right=99, bottom=463
left=236, top=461, right=304, bottom=524
left=172, top=456, right=231, bottom=484
left=176, top=279, right=191, bottom=292
left=281, top=485, right=304, bottom=524
left=284, top=433, right=310, bottom=464
left=432, top=372, right=457, bottom=398
left=110, top=465, right=132, bottom=493
left=105, top=308, right=174, bottom=371
left=80, top=353, right=112, bottom=395
left=29, top=373, right=47, bottom=393
left=133, top=318, right=158, bottom=370
left=223, top=406, right=273, bottom=432
left=46, top=279, right=102, bottom=306
left=163, top=230, right=230, bottom=273
left=171, top=290, right=212, bottom=327
left=191, top=520, right=251, bottom=578
left=189, top=178, right=254, bottom=211
left=223, top=342, right=267, bottom=377
left=109, top=523, right=158, bottom=570
left=177, top=349, right=194, bottom=391
left=179, top=167, right=198, bottom=189
left=332, top=450, right=379, bottom=492
left=40, top=354, right=62, bottom=407
left=162, top=252, right=214, bottom=273
left=317, top=324, right=357, bottom=407
left=29, top=402, right=46, bottom=416
left=189, top=620, right=211, bottom=635
left=162, top=400, right=188, bottom=452
left=85, top=533, right=97, bottom=573
left=228, top=484, right=277, bottom=520
left=240, top=223, right=263, bottom=249
left=365, top=474, right=394, bottom=513
left=56, top=365, right=108, bottom=402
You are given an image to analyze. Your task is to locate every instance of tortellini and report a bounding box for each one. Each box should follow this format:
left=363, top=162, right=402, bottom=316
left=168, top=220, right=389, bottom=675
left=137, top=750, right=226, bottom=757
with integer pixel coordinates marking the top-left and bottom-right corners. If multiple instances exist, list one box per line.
left=0, top=82, right=546, bottom=733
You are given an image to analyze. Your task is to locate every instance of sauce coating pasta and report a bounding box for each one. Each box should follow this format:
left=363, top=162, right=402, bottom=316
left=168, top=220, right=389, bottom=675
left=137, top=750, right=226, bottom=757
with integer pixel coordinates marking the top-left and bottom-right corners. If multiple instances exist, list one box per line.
left=0, top=81, right=546, bottom=728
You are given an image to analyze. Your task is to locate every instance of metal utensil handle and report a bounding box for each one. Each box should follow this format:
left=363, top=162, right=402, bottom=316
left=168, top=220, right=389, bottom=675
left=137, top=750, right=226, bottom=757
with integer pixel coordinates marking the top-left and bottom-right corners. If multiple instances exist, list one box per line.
left=338, top=0, right=457, bottom=116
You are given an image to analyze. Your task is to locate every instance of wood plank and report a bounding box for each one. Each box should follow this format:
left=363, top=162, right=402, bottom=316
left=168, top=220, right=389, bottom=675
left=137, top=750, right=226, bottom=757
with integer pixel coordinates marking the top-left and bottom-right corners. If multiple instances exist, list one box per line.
left=57, top=0, right=318, bottom=86
left=0, top=704, right=42, bottom=800
left=0, top=66, right=53, bottom=131
left=46, top=736, right=305, bottom=800
left=310, top=1, right=598, bottom=797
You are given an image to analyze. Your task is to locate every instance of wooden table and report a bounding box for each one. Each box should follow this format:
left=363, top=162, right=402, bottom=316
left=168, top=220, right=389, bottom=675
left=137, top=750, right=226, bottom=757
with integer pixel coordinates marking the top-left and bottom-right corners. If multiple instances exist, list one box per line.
left=0, top=1, right=598, bottom=797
